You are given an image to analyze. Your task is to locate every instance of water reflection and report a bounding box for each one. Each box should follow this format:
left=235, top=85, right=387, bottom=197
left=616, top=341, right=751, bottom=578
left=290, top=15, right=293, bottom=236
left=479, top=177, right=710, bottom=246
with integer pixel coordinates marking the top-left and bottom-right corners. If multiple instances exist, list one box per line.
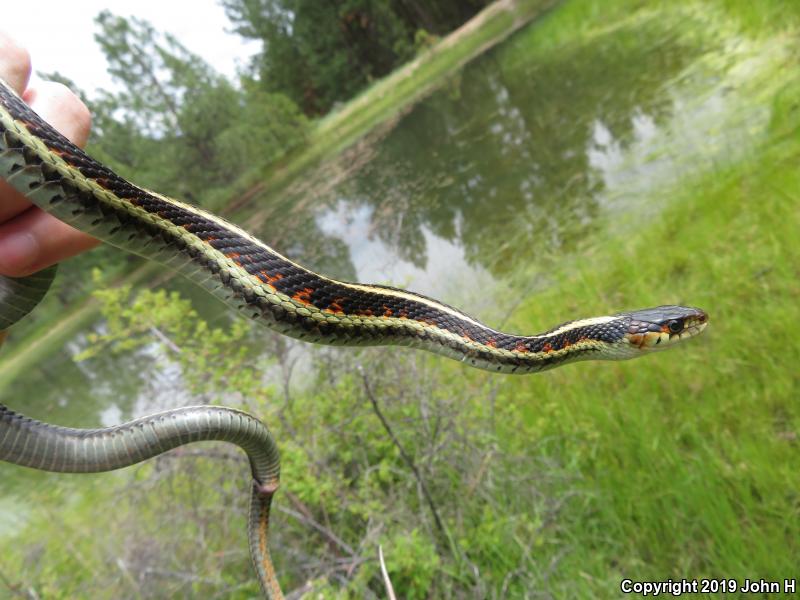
left=316, top=200, right=496, bottom=310
left=249, top=18, right=704, bottom=300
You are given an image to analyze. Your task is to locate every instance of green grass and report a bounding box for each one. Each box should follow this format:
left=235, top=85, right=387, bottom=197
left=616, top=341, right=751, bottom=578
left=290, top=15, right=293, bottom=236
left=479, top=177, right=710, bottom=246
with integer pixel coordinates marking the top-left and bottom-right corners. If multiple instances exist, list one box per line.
left=2, top=0, right=799, bottom=596
left=486, top=47, right=800, bottom=596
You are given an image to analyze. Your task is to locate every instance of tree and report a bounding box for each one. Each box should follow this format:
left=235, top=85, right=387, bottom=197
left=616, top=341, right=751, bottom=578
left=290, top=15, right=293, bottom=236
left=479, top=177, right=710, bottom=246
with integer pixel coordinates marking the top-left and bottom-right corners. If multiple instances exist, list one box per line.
left=222, top=0, right=491, bottom=115
left=89, top=11, right=307, bottom=201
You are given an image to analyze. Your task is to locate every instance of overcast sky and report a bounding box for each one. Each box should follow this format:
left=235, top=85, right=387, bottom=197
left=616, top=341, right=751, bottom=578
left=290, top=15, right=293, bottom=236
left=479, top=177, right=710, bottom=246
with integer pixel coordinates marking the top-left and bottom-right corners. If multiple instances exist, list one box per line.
left=5, top=1, right=259, bottom=97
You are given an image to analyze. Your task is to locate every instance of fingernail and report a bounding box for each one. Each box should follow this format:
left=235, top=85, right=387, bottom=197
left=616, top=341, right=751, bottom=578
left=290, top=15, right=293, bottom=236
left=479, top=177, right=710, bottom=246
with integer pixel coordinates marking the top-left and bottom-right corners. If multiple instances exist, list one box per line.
left=0, top=231, right=38, bottom=274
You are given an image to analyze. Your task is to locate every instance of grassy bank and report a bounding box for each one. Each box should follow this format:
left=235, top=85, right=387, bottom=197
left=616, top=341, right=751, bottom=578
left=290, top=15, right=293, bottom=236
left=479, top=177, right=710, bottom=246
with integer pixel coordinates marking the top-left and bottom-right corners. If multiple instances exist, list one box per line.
left=502, top=138, right=799, bottom=593
left=482, top=6, right=800, bottom=590
left=0, top=263, right=164, bottom=391
left=225, top=0, right=560, bottom=205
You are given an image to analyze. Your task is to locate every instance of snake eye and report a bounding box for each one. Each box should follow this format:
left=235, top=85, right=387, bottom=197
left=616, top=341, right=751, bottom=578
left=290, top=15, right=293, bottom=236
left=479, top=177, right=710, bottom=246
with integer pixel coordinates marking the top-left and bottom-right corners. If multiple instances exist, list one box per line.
left=667, top=319, right=683, bottom=334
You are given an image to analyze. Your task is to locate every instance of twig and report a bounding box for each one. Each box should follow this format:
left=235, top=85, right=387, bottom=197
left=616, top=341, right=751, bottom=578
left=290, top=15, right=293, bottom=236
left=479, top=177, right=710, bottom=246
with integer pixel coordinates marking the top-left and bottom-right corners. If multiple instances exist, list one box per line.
left=281, top=489, right=356, bottom=560
left=378, top=546, right=397, bottom=600
left=285, top=581, right=315, bottom=600
left=0, top=567, right=37, bottom=599
left=149, top=325, right=182, bottom=354
left=141, top=566, right=223, bottom=585
left=115, top=558, right=144, bottom=600
left=277, top=504, right=357, bottom=557
left=359, top=367, right=446, bottom=538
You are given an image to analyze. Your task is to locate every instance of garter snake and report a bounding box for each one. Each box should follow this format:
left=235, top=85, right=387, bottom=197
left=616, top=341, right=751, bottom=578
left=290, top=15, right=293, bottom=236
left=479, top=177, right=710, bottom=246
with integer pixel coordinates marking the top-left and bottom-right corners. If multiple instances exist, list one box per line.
left=0, top=76, right=707, bottom=598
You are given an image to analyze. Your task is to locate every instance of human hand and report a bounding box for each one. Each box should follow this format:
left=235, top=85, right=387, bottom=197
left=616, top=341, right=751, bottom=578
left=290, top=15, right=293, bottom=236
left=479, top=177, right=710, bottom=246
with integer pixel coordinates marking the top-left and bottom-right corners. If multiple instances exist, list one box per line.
left=0, top=31, right=98, bottom=278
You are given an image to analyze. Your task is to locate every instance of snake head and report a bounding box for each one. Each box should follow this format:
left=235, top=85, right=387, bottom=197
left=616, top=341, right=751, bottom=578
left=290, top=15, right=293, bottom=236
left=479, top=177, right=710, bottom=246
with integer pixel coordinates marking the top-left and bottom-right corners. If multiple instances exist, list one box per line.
left=621, top=305, right=708, bottom=353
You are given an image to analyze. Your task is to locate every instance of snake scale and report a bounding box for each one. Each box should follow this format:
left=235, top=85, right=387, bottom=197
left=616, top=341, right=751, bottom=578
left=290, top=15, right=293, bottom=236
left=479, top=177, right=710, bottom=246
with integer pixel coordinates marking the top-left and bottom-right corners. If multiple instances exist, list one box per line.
left=0, top=76, right=707, bottom=597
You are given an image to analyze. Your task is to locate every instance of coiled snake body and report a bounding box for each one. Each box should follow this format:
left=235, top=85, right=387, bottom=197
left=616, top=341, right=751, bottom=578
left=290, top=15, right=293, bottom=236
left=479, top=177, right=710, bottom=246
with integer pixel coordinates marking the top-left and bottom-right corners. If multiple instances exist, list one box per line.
left=0, top=77, right=707, bottom=597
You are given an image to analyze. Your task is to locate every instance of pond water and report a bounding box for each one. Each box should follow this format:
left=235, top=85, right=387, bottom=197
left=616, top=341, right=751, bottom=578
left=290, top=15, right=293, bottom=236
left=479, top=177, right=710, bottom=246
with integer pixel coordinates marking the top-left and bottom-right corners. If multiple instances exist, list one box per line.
left=0, top=8, right=777, bottom=537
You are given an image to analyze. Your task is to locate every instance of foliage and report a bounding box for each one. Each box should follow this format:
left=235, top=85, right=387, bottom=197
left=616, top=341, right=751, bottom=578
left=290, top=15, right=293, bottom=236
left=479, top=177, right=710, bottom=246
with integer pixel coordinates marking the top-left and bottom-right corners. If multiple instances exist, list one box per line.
left=86, top=11, right=307, bottom=203
left=2, top=271, right=569, bottom=598
left=221, top=0, right=492, bottom=114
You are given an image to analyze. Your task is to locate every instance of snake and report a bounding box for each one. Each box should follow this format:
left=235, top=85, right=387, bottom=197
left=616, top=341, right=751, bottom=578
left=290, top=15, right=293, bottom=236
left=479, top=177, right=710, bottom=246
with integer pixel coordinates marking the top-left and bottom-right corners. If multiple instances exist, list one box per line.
left=0, top=75, right=707, bottom=598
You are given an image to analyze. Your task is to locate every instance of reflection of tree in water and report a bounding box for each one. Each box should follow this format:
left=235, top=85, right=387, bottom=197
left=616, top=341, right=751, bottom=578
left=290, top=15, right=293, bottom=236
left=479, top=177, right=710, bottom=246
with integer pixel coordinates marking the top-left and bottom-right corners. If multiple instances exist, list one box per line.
left=243, top=111, right=440, bottom=282
left=244, top=142, right=382, bottom=281
left=280, top=224, right=357, bottom=282
left=345, top=22, right=701, bottom=274
left=0, top=345, right=148, bottom=436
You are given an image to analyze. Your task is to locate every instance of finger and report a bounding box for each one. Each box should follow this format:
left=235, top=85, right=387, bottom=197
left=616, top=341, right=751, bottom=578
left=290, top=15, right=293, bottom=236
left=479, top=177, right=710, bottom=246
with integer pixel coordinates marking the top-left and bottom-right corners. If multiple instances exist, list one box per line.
left=0, top=31, right=32, bottom=93
left=0, top=81, right=92, bottom=222
left=0, top=30, right=35, bottom=224
left=26, top=82, right=92, bottom=147
left=0, top=208, right=98, bottom=277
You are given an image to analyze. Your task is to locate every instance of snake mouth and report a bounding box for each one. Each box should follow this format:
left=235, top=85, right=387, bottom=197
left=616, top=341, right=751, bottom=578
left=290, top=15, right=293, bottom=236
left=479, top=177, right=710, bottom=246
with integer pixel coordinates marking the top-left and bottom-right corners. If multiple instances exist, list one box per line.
left=624, top=306, right=708, bottom=352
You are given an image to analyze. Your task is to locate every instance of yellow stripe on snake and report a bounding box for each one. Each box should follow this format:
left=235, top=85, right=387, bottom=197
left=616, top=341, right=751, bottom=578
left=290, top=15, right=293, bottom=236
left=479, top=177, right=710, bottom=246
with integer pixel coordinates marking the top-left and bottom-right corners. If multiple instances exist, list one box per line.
left=0, top=76, right=707, bottom=597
